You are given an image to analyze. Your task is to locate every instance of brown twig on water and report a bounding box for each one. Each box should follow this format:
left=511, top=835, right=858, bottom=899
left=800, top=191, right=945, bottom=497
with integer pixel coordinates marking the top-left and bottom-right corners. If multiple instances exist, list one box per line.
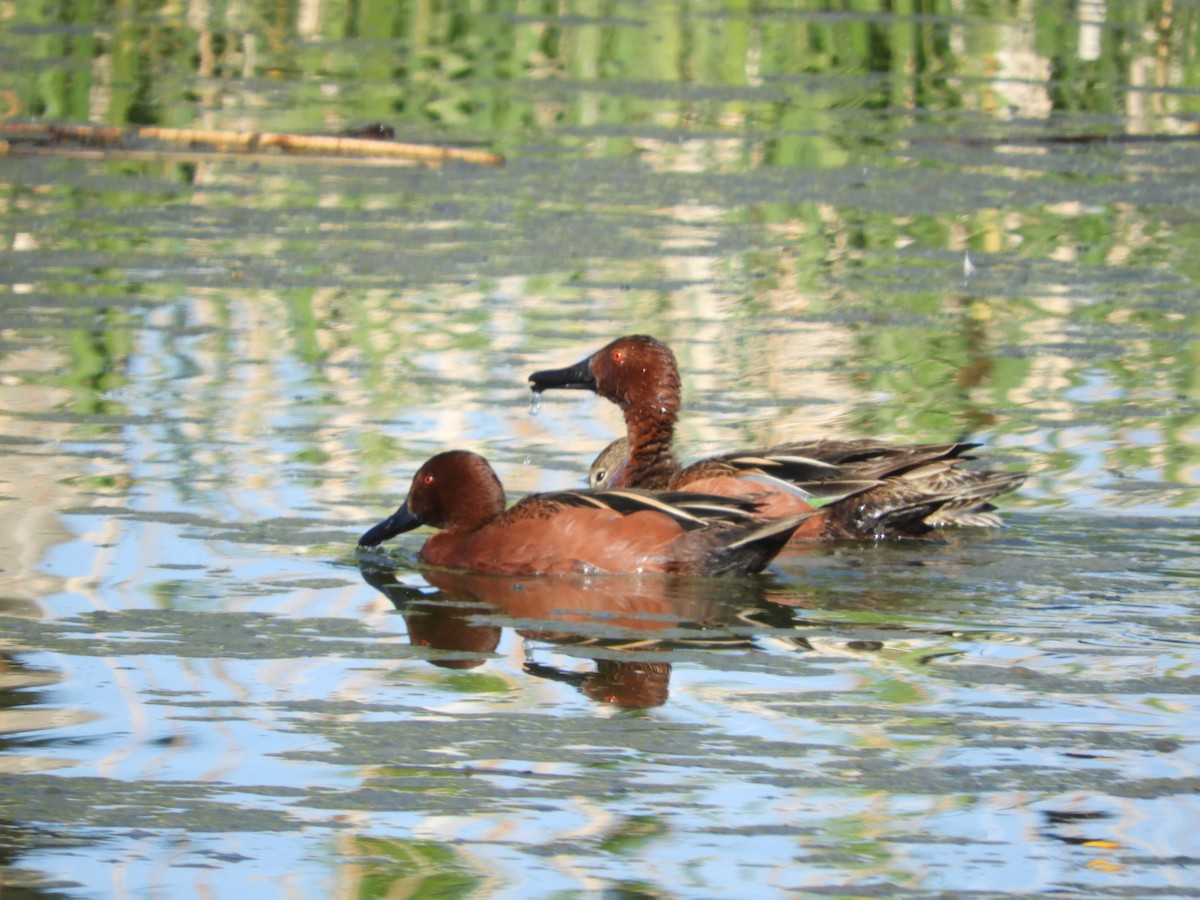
left=0, top=122, right=504, bottom=167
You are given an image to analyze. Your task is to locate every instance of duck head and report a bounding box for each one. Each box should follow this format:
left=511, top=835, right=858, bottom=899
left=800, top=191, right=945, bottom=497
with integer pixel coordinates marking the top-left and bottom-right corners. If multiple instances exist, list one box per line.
left=528, top=334, right=681, bottom=417
left=359, top=450, right=506, bottom=547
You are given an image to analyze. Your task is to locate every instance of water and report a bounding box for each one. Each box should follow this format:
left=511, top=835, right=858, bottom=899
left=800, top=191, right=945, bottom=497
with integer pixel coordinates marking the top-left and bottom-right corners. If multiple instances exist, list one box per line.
left=1, top=1, right=1199, bottom=897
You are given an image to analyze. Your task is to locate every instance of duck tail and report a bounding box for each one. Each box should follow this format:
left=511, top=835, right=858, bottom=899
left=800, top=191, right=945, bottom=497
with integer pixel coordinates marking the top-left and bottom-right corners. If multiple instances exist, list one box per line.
left=818, top=485, right=950, bottom=541
left=702, top=512, right=816, bottom=575
left=818, top=463, right=1027, bottom=539
left=916, top=470, right=1027, bottom=527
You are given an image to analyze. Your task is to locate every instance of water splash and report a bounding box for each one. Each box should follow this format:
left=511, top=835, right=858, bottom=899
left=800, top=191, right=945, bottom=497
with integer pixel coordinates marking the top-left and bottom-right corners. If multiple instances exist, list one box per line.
left=528, top=391, right=542, bottom=416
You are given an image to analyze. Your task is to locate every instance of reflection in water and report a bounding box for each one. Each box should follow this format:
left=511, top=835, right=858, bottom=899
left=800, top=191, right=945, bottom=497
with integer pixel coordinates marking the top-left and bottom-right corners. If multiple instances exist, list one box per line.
left=525, top=658, right=673, bottom=710
left=2, top=0, right=1197, bottom=518
left=0, top=653, right=83, bottom=776
left=361, top=560, right=845, bottom=708
left=2, top=1, right=1199, bottom=896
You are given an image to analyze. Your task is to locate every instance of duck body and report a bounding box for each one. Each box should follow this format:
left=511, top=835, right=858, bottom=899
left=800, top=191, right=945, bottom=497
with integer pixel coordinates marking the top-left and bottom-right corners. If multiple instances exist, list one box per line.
left=529, top=334, right=1025, bottom=538
left=590, top=435, right=1026, bottom=529
left=358, top=450, right=813, bottom=576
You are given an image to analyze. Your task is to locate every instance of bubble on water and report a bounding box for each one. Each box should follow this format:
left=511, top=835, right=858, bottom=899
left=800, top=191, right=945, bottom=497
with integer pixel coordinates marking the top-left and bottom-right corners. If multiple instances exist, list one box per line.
left=528, top=392, right=542, bottom=416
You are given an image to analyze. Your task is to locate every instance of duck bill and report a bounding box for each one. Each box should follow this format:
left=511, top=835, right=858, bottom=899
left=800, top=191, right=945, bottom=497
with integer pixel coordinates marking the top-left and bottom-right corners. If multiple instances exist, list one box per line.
left=528, top=356, right=597, bottom=393
left=358, top=501, right=422, bottom=547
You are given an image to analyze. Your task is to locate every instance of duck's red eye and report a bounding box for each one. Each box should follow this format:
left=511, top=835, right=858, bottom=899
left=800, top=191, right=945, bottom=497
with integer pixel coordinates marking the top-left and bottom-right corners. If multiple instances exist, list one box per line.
left=611, top=349, right=625, bottom=363
left=422, top=474, right=435, bottom=485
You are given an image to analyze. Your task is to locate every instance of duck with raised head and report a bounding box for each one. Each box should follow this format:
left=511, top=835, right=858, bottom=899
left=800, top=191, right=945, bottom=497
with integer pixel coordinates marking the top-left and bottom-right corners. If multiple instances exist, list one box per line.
left=358, top=450, right=824, bottom=576
left=529, top=334, right=1026, bottom=534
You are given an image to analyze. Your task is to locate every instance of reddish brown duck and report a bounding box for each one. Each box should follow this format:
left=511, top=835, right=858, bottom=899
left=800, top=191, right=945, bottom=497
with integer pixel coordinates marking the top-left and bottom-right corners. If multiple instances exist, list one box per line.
left=359, top=450, right=1000, bottom=571
left=529, top=334, right=1025, bottom=534
left=358, top=450, right=820, bottom=576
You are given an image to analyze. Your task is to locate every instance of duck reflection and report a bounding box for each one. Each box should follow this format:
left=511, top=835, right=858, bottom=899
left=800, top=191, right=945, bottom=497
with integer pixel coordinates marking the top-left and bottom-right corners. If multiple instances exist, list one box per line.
left=358, top=560, right=799, bottom=708
left=524, top=657, right=673, bottom=708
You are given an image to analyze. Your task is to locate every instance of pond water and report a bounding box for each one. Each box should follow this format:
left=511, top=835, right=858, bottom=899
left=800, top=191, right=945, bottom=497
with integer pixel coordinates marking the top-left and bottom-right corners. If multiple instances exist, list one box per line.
left=2, top=1, right=1199, bottom=897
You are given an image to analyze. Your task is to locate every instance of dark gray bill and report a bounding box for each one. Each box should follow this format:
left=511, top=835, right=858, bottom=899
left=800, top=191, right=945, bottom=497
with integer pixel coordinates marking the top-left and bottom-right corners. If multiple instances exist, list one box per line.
left=527, top=355, right=597, bottom=393
left=358, top=501, right=422, bottom=547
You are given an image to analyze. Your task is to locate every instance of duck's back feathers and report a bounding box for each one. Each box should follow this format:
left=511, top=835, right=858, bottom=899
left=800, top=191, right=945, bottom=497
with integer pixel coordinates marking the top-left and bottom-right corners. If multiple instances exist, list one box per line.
left=537, top=487, right=764, bottom=527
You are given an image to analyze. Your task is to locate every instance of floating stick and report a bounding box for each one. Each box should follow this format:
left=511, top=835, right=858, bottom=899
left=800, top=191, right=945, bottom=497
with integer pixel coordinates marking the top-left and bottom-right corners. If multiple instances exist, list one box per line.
left=0, top=122, right=504, bottom=167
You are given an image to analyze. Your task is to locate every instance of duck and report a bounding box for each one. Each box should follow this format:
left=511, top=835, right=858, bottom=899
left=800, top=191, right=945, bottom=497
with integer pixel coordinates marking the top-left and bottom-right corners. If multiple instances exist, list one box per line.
left=357, top=449, right=819, bottom=576
left=529, top=334, right=1025, bottom=533
left=587, top=435, right=1021, bottom=528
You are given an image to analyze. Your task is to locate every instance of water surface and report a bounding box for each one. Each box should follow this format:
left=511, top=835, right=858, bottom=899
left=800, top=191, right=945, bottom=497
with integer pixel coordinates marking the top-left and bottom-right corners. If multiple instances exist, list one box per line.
left=1, top=1, right=1199, bottom=897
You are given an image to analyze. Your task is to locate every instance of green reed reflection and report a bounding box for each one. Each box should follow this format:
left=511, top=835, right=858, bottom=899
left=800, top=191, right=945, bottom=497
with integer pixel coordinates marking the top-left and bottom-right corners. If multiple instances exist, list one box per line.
left=6, top=1, right=1197, bottom=142
left=63, top=314, right=132, bottom=417
left=2, top=0, right=1197, bottom=509
left=339, top=834, right=483, bottom=899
